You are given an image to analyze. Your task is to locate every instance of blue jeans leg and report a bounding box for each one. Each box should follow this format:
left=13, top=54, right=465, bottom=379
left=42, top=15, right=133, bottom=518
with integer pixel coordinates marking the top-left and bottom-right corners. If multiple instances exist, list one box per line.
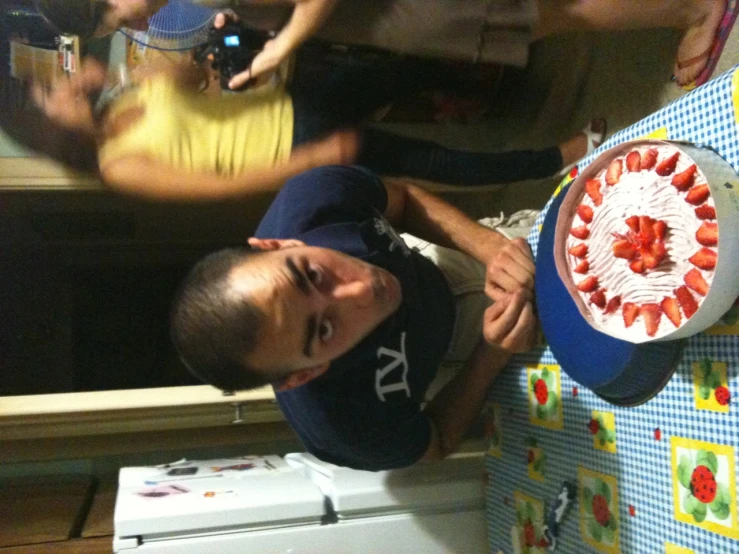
left=357, top=127, right=564, bottom=185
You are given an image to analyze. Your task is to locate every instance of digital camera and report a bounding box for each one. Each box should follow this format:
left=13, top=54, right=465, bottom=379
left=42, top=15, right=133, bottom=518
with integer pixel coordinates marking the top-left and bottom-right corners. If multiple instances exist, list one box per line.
left=195, top=23, right=272, bottom=91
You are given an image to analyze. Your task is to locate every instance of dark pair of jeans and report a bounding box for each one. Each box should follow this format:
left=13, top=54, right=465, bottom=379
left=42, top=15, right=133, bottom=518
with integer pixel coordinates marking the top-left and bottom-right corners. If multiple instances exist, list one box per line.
left=289, top=55, right=562, bottom=186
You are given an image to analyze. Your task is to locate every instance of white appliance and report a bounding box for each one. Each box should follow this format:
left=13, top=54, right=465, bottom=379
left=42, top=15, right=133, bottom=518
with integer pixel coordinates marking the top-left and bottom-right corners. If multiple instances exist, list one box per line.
left=113, top=452, right=488, bottom=553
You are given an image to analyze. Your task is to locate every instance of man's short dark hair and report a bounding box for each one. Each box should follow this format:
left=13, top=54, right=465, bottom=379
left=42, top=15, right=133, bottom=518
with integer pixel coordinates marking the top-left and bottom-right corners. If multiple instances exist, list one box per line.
left=170, top=246, right=278, bottom=392
left=37, top=0, right=110, bottom=39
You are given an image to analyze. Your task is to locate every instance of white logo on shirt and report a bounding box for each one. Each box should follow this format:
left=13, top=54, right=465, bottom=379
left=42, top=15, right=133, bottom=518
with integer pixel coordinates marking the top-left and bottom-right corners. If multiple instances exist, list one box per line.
left=374, top=332, right=410, bottom=401
left=374, top=217, right=410, bottom=256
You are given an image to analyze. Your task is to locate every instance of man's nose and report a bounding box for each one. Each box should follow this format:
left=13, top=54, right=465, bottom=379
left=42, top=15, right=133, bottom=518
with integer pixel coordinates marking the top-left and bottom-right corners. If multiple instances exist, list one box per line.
left=331, top=279, right=374, bottom=307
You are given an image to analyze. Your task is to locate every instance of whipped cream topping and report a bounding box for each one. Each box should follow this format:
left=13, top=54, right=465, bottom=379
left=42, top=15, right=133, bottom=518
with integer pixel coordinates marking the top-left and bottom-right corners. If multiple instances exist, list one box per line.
left=566, top=144, right=716, bottom=340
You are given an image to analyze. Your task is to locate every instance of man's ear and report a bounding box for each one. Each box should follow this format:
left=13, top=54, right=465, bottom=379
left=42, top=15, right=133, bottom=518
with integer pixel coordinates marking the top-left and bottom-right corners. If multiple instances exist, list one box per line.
left=247, top=238, right=306, bottom=251
left=274, top=363, right=330, bottom=392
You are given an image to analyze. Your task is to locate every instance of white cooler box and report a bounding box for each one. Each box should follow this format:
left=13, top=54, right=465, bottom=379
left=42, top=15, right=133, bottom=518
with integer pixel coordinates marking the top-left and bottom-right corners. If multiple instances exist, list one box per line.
left=113, top=452, right=487, bottom=553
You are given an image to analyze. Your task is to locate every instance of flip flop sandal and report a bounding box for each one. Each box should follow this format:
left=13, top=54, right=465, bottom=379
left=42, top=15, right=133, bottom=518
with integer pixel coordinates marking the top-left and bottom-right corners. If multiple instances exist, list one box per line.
left=677, top=0, right=739, bottom=91
left=558, top=118, right=608, bottom=178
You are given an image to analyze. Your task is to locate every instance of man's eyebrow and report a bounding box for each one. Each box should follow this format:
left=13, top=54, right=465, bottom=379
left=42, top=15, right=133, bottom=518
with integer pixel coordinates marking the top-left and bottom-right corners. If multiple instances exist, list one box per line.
left=285, top=256, right=315, bottom=357
left=286, top=256, right=309, bottom=295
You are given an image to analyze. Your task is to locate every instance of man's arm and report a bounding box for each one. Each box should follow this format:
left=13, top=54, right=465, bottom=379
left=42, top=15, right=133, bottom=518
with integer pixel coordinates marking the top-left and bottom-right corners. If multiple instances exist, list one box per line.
left=420, top=291, right=536, bottom=461
left=384, top=177, right=508, bottom=265
left=384, top=177, right=535, bottom=298
left=100, top=130, right=358, bottom=201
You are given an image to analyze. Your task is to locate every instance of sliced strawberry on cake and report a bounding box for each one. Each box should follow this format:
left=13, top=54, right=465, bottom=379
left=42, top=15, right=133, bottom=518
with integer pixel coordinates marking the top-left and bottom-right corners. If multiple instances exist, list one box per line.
left=585, top=178, right=603, bottom=206
left=695, top=222, right=718, bottom=247
left=589, top=289, right=607, bottom=309
left=622, top=302, right=640, bottom=328
left=638, top=216, right=655, bottom=244
left=604, top=296, right=621, bottom=315
left=652, top=220, right=667, bottom=241
left=641, top=241, right=666, bottom=270
left=625, top=151, right=641, bottom=172
left=570, top=226, right=590, bottom=240
left=577, top=276, right=599, bottom=292
left=641, top=148, right=658, bottom=170
left=655, top=152, right=679, bottom=176
left=694, top=204, right=716, bottom=220
left=574, top=260, right=590, bottom=273
left=625, top=215, right=640, bottom=232
left=671, top=164, right=697, bottom=191
left=612, top=240, right=637, bottom=260
left=684, top=269, right=709, bottom=296
left=641, top=303, right=662, bottom=337
left=568, top=243, right=588, bottom=258
left=606, top=159, right=623, bottom=186
left=689, top=248, right=717, bottom=270
left=629, top=259, right=645, bottom=274
left=660, top=297, right=682, bottom=327
left=674, top=285, right=699, bottom=318
left=577, top=204, right=594, bottom=223
left=685, top=184, right=710, bottom=205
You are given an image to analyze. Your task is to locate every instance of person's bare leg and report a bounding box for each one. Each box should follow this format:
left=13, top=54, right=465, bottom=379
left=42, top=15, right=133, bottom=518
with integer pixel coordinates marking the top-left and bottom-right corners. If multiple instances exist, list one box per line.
left=534, top=1, right=725, bottom=85
left=558, top=118, right=607, bottom=168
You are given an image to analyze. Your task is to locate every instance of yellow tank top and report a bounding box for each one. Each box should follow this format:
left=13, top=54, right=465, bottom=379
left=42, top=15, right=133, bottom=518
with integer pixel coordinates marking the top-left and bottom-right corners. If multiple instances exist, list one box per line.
left=98, top=76, right=294, bottom=177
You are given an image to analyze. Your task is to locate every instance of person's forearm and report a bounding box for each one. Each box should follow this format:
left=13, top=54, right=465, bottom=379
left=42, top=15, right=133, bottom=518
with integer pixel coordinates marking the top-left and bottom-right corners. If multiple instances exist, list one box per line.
left=423, top=339, right=511, bottom=458
left=101, top=152, right=317, bottom=201
left=388, top=180, right=509, bottom=265
left=271, top=0, right=338, bottom=60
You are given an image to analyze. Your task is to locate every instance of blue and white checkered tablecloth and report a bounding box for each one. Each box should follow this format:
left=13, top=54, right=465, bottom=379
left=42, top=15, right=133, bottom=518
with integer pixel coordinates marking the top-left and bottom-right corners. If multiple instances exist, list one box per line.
left=484, top=66, right=739, bottom=554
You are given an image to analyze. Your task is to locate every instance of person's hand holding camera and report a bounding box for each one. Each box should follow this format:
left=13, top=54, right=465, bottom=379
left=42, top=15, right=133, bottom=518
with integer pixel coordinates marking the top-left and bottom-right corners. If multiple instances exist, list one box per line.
left=212, top=11, right=282, bottom=90
left=231, top=37, right=283, bottom=89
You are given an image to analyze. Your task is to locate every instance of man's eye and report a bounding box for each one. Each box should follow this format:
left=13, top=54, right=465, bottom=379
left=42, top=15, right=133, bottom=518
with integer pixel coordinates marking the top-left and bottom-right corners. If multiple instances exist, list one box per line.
left=307, top=266, right=323, bottom=285
left=318, top=320, right=333, bottom=342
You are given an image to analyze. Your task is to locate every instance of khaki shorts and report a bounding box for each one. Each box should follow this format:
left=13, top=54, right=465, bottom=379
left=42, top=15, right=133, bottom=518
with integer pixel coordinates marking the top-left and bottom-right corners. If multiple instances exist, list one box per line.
left=401, top=210, right=539, bottom=399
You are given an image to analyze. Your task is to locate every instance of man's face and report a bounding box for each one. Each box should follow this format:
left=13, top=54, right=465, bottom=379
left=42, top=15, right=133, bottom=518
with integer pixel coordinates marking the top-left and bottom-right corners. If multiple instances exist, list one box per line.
left=231, top=245, right=403, bottom=377
left=94, top=0, right=168, bottom=36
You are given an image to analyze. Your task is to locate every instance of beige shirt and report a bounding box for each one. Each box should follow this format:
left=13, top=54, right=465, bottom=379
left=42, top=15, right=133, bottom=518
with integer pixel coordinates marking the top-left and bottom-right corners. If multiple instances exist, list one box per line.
left=195, top=0, right=539, bottom=67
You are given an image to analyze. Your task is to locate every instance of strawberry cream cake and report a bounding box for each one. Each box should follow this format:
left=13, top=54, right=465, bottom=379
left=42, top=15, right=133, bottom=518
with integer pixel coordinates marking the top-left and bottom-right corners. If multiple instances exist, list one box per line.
left=565, top=143, right=718, bottom=339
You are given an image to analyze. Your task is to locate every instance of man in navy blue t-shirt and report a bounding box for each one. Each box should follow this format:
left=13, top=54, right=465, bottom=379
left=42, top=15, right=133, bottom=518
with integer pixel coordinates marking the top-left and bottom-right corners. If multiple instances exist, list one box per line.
left=172, top=165, right=537, bottom=470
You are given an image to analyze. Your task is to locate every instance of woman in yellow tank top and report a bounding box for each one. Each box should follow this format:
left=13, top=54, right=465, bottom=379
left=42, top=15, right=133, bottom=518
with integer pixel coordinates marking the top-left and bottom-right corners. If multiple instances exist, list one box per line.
left=6, top=55, right=599, bottom=202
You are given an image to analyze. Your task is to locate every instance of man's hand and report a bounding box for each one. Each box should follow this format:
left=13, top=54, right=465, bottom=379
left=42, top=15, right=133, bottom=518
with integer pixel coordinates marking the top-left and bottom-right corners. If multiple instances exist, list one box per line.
left=482, top=290, right=537, bottom=354
left=484, top=238, right=535, bottom=302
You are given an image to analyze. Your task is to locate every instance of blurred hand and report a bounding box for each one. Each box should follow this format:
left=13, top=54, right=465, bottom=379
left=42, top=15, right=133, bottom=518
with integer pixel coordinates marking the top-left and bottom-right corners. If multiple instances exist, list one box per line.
left=482, top=290, right=537, bottom=354
left=30, top=58, right=106, bottom=133
left=310, top=129, right=360, bottom=167
left=484, top=237, right=535, bottom=302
